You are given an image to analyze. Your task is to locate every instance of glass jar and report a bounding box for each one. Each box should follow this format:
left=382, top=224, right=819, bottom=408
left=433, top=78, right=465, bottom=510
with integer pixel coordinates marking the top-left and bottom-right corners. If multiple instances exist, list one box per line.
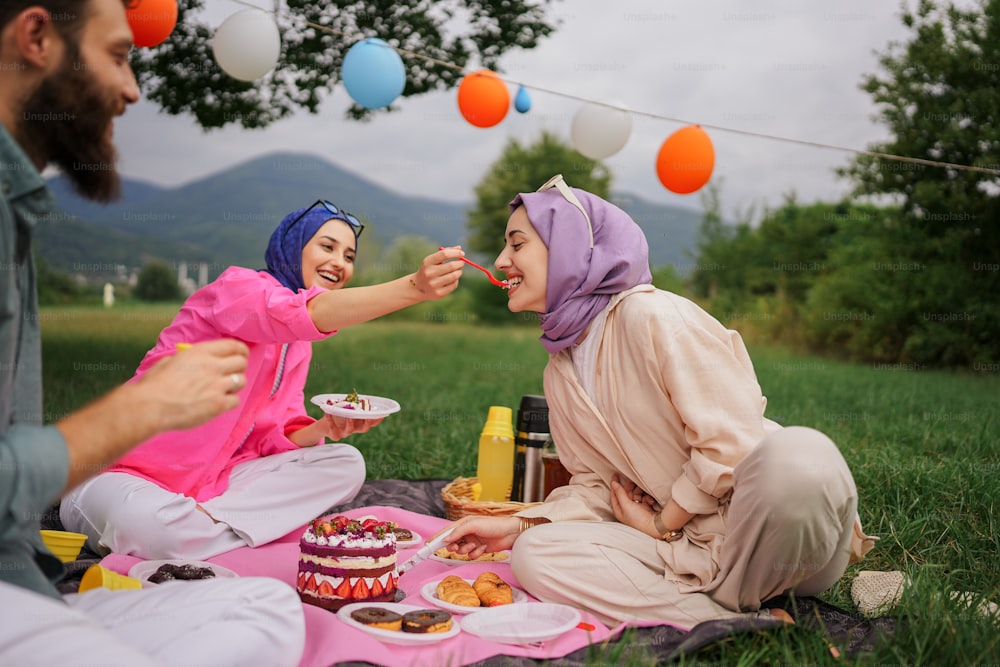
left=541, top=437, right=571, bottom=498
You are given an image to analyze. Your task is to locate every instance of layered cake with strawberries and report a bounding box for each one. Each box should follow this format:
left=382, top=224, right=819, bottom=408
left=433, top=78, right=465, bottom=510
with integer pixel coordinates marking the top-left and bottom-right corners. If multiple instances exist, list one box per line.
left=296, top=515, right=398, bottom=611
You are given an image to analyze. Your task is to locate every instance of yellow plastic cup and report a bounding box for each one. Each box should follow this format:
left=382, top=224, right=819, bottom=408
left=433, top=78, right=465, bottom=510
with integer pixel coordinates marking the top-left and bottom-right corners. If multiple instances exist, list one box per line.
left=39, top=530, right=87, bottom=563
left=78, top=564, right=143, bottom=592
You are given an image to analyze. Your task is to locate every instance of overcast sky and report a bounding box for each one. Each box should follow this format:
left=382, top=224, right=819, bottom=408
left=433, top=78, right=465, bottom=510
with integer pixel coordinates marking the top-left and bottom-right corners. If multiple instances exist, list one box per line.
left=111, top=0, right=934, bottom=217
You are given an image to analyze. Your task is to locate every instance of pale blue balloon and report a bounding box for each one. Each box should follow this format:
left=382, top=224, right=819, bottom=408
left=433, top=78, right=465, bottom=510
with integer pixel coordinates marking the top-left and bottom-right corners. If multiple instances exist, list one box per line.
left=514, top=85, right=531, bottom=113
left=341, top=38, right=406, bottom=109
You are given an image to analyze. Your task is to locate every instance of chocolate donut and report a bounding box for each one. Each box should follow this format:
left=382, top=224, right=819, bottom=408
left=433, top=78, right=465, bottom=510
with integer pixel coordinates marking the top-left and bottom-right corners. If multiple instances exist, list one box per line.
left=401, top=608, right=453, bottom=634
left=392, top=527, right=414, bottom=541
left=350, top=607, right=403, bottom=631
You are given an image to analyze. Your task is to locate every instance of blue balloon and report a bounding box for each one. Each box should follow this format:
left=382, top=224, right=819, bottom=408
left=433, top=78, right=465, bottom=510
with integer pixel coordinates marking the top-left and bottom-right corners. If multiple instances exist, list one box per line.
left=514, top=85, right=531, bottom=113
left=341, top=38, right=406, bottom=109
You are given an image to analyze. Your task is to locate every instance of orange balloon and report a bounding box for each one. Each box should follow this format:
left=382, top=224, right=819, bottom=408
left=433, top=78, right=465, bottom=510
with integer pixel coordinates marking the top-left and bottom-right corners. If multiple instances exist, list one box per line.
left=655, top=125, right=715, bottom=194
left=127, top=0, right=178, bottom=48
left=457, top=69, right=509, bottom=128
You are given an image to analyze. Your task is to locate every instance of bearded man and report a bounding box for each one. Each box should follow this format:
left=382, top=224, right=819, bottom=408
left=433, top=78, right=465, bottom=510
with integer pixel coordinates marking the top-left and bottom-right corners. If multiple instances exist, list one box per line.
left=0, top=3, right=306, bottom=665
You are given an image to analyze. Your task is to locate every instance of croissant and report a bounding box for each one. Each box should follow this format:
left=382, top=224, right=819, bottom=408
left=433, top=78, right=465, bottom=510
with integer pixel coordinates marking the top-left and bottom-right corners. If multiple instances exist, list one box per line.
left=436, top=575, right=481, bottom=607
left=473, top=571, right=514, bottom=606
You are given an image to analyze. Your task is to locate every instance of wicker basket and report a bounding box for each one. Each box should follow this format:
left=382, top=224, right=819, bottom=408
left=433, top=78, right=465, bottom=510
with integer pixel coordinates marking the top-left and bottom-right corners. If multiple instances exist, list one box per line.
left=441, top=476, right=542, bottom=520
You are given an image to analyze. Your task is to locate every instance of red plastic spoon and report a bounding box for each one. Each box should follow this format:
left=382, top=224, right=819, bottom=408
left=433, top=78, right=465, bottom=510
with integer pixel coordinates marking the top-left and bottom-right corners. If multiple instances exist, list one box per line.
left=439, top=247, right=509, bottom=288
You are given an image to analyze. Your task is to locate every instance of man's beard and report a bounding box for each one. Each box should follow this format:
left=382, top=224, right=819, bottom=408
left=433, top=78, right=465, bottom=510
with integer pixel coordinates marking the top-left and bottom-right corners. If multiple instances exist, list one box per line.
left=18, top=53, right=122, bottom=203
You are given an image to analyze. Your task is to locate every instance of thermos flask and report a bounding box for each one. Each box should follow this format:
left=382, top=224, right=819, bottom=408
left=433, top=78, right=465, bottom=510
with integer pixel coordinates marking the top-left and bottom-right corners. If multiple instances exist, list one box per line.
left=510, top=395, right=550, bottom=503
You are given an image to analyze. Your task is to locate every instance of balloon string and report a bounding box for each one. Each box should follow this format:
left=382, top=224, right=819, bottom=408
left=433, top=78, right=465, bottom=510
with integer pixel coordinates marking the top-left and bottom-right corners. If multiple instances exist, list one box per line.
left=225, top=0, right=1000, bottom=177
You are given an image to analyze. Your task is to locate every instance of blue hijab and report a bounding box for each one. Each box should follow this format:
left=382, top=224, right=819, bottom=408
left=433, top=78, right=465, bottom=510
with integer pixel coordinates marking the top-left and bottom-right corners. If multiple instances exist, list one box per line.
left=264, top=205, right=360, bottom=292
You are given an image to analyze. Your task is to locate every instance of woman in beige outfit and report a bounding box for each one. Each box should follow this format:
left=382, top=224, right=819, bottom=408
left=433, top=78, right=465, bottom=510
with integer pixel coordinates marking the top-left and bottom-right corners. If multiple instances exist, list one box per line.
left=444, top=176, right=876, bottom=628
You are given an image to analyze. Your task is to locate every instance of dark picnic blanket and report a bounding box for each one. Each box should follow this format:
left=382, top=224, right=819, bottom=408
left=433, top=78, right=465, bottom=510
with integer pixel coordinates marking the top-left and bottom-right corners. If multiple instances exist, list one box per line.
left=45, top=479, right=896, bottom=665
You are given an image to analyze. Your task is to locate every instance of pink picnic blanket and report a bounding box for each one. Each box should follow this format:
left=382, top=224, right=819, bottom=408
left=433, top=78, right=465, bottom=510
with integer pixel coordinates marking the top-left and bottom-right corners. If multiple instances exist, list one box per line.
left=100, top=507, right=633, bottom=667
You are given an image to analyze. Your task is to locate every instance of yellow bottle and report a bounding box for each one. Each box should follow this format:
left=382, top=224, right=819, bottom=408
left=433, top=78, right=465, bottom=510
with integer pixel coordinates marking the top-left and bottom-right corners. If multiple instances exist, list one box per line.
left=475, top=406, right=515, bottom=502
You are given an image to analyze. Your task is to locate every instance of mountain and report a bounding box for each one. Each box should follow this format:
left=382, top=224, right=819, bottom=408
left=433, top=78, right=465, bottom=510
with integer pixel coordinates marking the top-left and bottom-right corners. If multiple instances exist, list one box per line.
left=609, top=192, right=702, bottom=271
left=36, top=152, right=703, bottom=280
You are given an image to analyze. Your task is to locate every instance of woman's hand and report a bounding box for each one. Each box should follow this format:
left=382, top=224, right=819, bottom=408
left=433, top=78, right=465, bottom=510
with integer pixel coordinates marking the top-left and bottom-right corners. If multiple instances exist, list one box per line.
left=288, top=414, right=383, bottom=447
left=436, top=515, right=521, bottom=560
left=611, top=473, right=661, bottom=512
left=610, top=474, right=694, bottom=540
left=408, top=246, right=465, bottom=300
left=317, top=414, right=382, bottom=441
left=609, top=475, right=660, bottom=538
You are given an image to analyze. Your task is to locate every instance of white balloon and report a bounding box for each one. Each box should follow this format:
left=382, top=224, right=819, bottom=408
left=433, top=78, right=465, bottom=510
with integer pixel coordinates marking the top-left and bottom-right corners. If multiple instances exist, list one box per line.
left=212, top=9, right=281, bottom=82
left=570, top=103, right=633, bottom=160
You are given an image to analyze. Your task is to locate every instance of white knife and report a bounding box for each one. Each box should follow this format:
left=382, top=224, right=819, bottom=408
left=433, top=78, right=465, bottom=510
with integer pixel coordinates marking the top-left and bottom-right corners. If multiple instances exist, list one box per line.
left=397, top=527, right=454, bottom=574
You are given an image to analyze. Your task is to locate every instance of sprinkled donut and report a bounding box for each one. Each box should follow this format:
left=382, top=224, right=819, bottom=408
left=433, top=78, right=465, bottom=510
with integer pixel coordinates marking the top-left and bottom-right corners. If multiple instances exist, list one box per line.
left=401, top=608, right=453, bottom=633
left=350, top=607, right=403, bottom=631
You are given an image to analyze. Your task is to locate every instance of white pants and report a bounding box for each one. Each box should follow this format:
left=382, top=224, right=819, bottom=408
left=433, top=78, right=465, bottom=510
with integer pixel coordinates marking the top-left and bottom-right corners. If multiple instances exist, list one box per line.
left=61, top=443, right=365, bottom=559
left=0, top=578, right=305, bottom=667
left=512, top=427, right=858, bottom=627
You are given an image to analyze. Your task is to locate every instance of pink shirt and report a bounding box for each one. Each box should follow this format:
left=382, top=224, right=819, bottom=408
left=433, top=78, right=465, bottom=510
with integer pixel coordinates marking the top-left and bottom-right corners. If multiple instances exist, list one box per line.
left=111, top=267, right=334, bottom=501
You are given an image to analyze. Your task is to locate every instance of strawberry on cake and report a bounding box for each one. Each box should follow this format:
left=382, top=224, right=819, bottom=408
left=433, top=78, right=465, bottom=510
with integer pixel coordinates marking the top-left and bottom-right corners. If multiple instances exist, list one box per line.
left=296, top=515, right=398, bottom=611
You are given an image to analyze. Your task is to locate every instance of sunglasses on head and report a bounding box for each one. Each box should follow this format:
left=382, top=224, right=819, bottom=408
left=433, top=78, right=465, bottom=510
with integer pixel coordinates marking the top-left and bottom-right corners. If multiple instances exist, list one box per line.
left=536, top=174, right=594, bottom=248
left=291, top=199, right=365, bottom=238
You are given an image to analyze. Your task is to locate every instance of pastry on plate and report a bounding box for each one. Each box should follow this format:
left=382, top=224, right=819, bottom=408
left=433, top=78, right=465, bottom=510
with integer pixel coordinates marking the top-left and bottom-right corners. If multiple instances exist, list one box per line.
left=436, top=575, right=480, bottom=607
left=473, top=571, right=514, bottom=606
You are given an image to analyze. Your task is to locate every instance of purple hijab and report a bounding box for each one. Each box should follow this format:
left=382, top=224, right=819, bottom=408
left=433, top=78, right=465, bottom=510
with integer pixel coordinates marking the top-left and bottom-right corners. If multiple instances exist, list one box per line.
left=264, top=205, right=359, bottom=292
left=509, top=185, right=653, bottom=354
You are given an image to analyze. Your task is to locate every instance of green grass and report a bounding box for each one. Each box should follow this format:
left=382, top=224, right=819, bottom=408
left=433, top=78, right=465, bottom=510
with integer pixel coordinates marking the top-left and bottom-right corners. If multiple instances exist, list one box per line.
left=40, top=305, right=1000, bottom=666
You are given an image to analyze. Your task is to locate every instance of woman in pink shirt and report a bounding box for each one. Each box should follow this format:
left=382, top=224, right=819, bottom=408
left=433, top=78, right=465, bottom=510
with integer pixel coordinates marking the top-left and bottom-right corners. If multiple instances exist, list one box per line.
left=60, top=200, right=466, bottom=559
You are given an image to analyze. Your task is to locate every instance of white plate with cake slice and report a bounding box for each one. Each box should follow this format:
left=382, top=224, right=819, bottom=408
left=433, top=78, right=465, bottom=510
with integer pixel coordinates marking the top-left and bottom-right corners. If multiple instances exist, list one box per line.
left=311, top=393, right=401, bottom=420
left=420, top=577, right=529, bottom=615
left=337, top=602, right=461, bottom=645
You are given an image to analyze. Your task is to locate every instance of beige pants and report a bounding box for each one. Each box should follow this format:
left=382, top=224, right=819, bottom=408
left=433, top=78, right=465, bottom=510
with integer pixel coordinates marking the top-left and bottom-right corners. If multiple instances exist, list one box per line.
left=511, top=427, right=858, bottom=627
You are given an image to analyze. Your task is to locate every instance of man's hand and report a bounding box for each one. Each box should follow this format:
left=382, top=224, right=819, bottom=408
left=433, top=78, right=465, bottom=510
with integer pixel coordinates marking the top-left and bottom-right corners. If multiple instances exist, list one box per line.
left=56, top=339, right=249, bottom=494
left=138, top=339, right=250, bottom=432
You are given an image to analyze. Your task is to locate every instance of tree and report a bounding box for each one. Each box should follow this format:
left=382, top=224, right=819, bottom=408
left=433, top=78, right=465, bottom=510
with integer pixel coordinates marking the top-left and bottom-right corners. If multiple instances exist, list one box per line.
left=466, top=131, right=612, bottom=256
left=131, top=0, right=555, bottom=129
left=839, top=0, right=1000, bottom=365
left=464, top=131, right=612, bottom=323
left=37, top=258, right=87, bottom=306
left=135, top=261, right=181, bottom=302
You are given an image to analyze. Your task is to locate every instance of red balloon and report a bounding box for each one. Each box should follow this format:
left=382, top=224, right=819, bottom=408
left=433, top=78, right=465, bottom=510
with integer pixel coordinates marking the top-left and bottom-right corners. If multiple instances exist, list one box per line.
left=127, top=0, right=178, bottom=48
left=457, top=69, right=509, bottom=128
left=656, top=125, right=715, bottom=194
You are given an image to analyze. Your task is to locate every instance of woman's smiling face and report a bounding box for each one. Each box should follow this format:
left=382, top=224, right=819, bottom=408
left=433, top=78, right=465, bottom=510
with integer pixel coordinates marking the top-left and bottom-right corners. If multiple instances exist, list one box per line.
left=494, top=206, right=548, bottom=313
left=301, top=218, right=357, bottom=290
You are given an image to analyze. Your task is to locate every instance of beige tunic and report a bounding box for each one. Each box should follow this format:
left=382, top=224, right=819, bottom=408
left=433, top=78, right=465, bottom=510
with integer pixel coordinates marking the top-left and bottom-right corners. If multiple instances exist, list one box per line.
left=514, top=285, right=873, bottom=623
